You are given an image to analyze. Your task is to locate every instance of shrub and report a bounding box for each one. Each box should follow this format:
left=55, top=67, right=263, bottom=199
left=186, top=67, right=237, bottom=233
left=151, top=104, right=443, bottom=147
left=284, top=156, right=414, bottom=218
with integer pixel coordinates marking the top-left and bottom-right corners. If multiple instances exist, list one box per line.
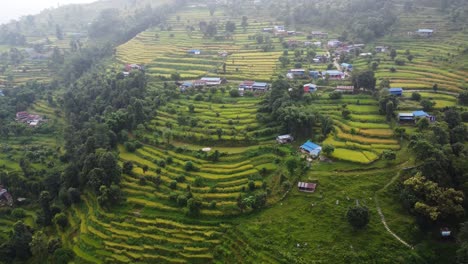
left=342, top=109, right=351, bottom=119
left=67, top=188, right=81, bottom=204
left=11, top=208, right=26, bottom=218
left=394, top=58, right=405, bottom=65
left=461, top=112, right=468, bottom=122
left=122, top=161, right=134, bottom=174
left=124, top=142, right=136, bottom=152
left=248, top=180, right=255, bottom=191
left=194, top=94, right=204, bottom=101
left=389, top=67, right=396, bottom=72
left=177, top=195, right=188, bottom=207
left=347, top=206, right=369, bottom=229
left=138, top=176, right=147, bottom=185
left=229, top=89, right=240, bottom=97
left=329, top=91, right=342, bottom=99
left=244, top=91, right=254, bottom=97
left=54, top=213, right=68, bottom=229
left=169, top=181, right=177, bottom=189
left=420, top=99, right=435, bottom=111
left=184, top=161, right=196, bottom=171
left=411, top=92, right=421, bottom=101
left=176, top=175, right=186, bottom=183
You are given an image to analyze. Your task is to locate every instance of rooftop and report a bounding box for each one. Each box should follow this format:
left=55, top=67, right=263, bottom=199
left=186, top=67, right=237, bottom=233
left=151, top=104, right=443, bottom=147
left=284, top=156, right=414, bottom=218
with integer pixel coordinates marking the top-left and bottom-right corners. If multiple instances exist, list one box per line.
left=301, top=140, right=321, bottom=153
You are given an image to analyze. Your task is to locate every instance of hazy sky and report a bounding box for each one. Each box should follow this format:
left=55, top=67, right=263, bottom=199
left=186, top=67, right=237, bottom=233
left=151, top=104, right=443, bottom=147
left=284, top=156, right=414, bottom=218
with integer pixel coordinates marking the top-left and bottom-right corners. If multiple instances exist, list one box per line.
left=0, top=0, right=97, bottom=24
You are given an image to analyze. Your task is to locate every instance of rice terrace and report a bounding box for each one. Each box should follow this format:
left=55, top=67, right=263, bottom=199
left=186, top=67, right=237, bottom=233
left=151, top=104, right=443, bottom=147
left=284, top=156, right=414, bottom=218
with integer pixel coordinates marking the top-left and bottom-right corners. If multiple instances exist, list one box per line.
left=0, top=0, right=467, bottom=263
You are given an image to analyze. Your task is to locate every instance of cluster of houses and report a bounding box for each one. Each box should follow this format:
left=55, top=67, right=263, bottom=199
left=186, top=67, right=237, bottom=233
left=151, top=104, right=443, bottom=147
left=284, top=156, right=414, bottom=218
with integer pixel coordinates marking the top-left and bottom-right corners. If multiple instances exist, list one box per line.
left=238, top=81, right=270, bottom=95
left=0, top=185, right=13, bottom=207
left=398, top=110, right=435, bottom=123
left=16, top=111, right=43, bottom=127
left=122, top=64, right=144, bottom=77
left=287, top=69, right=345, bottom=80
left=179, top=77, right=226, bottom=90
left=262, top=25, right=298, bottom=37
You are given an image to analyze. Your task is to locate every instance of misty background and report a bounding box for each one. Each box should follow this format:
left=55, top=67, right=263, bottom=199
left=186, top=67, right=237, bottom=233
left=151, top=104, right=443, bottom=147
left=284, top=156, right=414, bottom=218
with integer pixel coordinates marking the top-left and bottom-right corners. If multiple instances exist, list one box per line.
left=0, top=0, right=96, bottom=25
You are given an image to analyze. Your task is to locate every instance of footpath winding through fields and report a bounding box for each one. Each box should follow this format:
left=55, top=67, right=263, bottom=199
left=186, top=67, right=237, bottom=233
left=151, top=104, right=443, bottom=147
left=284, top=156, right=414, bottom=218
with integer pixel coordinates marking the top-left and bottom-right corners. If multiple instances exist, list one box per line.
left=374, top=164, right=414, bottom=250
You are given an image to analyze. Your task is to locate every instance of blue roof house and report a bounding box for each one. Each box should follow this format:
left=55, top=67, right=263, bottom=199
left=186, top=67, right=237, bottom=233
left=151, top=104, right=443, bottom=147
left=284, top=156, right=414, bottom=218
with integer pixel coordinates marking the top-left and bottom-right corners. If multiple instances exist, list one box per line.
left=341, top=63, right=352, bottom=71
left=188, top=49, right=201, bottom=55
left=300, top=140, right=322, bottom=157
left=413, top=110, right=430, bottom=118
left=389, top=88, right=403, bottom=96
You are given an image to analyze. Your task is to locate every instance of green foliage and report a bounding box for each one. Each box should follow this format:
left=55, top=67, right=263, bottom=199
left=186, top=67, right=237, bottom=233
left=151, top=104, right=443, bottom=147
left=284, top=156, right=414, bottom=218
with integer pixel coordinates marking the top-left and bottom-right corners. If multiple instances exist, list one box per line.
left=53, top=248, right=75, bottom=264
left=322, top=144, right=335, bottom=156
left=346, top=206, right=370, bottom=229
left=351, top=70, right=376, bottom=91
left=329, top=91, right=343, bottom=99
left=420, top=99, right=435, bottom=111
left=53, top=213, right=68, bottom=229
left=11, top=208, right=26, bottom=219
left=411, top=92, right=421, bottom=101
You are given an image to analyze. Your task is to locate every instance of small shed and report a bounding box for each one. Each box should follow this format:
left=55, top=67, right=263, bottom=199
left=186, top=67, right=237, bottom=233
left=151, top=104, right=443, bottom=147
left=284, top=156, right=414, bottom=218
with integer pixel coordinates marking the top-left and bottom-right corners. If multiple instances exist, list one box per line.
left=413, top=110, right=435, bottom=122
left=200, top=77, right=222, bottom=86
left=335, top=86, right=354, bottom=93
left=323, top=70, right=344, bottom=80
left=188, top=49, right=201, bottom=55
left=441, top=228, right=451, bottom=237
left=297, top=182, right=317, bottom=193
left=389, top=88, right=403, bottom=96
left=303, top=83, right=317, bottom=93
left=277, top=134, right=294, bottom=144
left=416, top=29, right=433, bottom=37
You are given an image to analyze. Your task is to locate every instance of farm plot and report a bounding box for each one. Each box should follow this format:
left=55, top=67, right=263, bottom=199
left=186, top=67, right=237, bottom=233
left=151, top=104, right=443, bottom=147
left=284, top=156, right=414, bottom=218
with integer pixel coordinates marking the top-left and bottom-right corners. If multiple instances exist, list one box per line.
left=146, top=95, right=279, bottom=145
left=117, top=7, right=284, bottom=81
left=311, top=93, right=400, bottom=163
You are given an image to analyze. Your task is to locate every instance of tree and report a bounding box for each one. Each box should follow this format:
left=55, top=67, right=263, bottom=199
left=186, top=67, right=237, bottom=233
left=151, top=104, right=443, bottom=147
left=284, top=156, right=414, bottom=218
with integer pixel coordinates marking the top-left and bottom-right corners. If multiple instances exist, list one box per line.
left=170, top=72, right=181, bottom=81
left=411, top=92, right=421, bottom=101
left=386, top=101, right=394, bottom=121
left=229, top=89, right=240, bottom=97
left=420, top=99, right=435, bottom=112
left=394, top=127, right=406, bottom=140
left=241, top=16, right=248, bottom=29
left=10, top=221, right=32, bottom=260
left=55, top=24, right=64, bottom=40
left=67, top=188, right=81, bottom=204
left=122, top=161, right=134, bottom=174
left=341, top=108, right=351, bottom=119
left=39, top=191, right=52, bottom=226
left=322, top=144, right=335, bottom=156
left=329, top=91, right=343, bottom=99
left=347, top=206, right=370, bottom=229
left=225, top=21, right=236, bottom=32
left=433, top=83, right=438, bottom=92
left=351, top=70, right=376, bottom=91
left=216, top=128, right=223, bottom=140
left=187, top=198, right=202, bottom=216
left=407, top=54, right=414, bottom=62
left=417, top=117, right=430, bottom=131
left=53, top=213, right=68, bottom=229
left=285, top=157, right=299, bottom=175
left=390, top=49, right=397, bottom=60
left=29, top=231, right=48, bottom=262
left=53, top=248, right=74, bottom=264
left=379, top=78, right=390, bottom=89
left=278, top=56, right=290, bottom=67
left=444, top=108, right=461, bottom=129
left=459, top=91, right=468, bottom=105
left=188, top=104, right=195, bottom=113
left=382, top=150, right=396, bottom=161
left=184, top=161, right=195, bottom=171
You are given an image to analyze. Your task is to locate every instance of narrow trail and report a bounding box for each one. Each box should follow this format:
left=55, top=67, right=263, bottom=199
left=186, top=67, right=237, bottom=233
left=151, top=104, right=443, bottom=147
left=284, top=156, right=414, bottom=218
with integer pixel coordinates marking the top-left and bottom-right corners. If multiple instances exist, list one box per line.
left=374, top=163, right=414, bottom=250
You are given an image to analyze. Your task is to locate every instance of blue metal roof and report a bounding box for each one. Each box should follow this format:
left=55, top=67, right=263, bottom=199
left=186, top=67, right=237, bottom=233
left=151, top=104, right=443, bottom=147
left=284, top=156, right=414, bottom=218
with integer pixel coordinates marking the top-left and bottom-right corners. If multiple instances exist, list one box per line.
left=301, top=140, right=321, bottom=152
left=201, top=77, right=221, bottom=81
left=341, top=63, right=352, bottom=67
left=253, top=82, right=268, bottom=87
left=389, top=88, right=403, bottom=92
left=418, top=29, right=433, bottom=33
left=413, top=110, right=429, bottom=117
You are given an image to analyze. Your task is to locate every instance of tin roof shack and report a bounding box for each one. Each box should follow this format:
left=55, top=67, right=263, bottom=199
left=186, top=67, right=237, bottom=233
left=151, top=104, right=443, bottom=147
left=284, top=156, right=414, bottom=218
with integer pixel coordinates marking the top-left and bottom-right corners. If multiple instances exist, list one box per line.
left=413, top=110, right=435, bottom=122
left=297, top=182, right=317, bottom=193
left=322, top=70, right=345, bottom=80
left=188, top=49, right=201, bottom=55
left=375, top=46, right=388, bottom=53
left=416, top=29, right=434, bottom=37
left=277, top=134, right=294, bottom=144
left=310, top=31, right=328, bottom=38
left=200, top=77, right=223, bottom=86
left=0, top=186, right=13, bottom=207
left=287, top=69, right=306, bottom=79
left=441, top=228, right=451, bottom=238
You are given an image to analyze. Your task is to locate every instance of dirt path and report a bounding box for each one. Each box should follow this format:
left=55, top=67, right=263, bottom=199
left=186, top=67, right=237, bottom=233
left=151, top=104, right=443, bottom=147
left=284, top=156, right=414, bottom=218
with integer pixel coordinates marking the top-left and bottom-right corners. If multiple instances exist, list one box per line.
left=374, top=164, right=414, bottom=250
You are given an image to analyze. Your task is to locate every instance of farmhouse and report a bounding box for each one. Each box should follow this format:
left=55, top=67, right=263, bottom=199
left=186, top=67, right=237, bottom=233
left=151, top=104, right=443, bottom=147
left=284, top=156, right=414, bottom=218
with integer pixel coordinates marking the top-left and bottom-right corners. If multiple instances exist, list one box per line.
left=388, top=88, right=403, bottom=96
left=201, top=77, right=223, bottom=86
left=263, top=28, right=273, bottom=33
left=335, top=86, right=354, bottom=93
left=188, top=49, right=201, bottom=55
left=16, top=111, right=43, bottom=126
left=359, top=53, right=372, bottom=57
left=375, top=46, right=387, bottom=53
left=398, top=113, right=415, bottom=123
left=297, top=182, right=317, bottom=193
left=125, top=64, right=143, bottom=71
left=310, top=31, right=328, bottom=38
left=416, top=29, right=434, bottom=37
left=322, top=70, right=345, bottom=80
left=413, top=110, right=435, bottom=122
left=303, top=83, right=317, bottom=93
left=327, top=40, right=341, bottom=48
left=0, top=185, right=13, bottom=207
left=238, top=81, right=269, bottom=95
left=287, top=69, right=306, bottom=79
left=300, top=140, right=322, bottom=157
left=309, top=71, right=320, bottom=79
left=276, top=134, right=294, bottom=144
left=341, top=63, right=352, bottom=71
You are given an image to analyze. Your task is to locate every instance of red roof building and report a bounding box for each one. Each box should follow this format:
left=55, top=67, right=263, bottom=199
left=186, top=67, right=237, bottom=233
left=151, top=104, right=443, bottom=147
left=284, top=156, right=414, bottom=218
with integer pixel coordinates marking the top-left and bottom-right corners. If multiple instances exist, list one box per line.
left=297, top=182, right=317, bottom=193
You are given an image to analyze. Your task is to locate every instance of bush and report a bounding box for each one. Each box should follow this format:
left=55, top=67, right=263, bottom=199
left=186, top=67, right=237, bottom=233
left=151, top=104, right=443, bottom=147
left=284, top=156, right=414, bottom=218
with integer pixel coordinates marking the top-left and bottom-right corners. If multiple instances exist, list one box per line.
left=122, top=161, right=134, bottom=174
left=11, top=208, right=26, bottom=218
left=347, top=206, right=370, bottom=229
left=124, top=142, right=136, bottom=152
left=420, top=99, right=435, bottom=111
left=329, top=91, right=343, bottom=99
left=53, top=213, right=68, bottom=229
left=176, top=175, right=186, bottom=183
left=229, top=89, right=240, bottom=97
left=67, top=188, right=81, bottom=204
left=53, top=248, right=75, bottom=264
left=411, top=92, right=421, bottom=101
left=194, top=94, right=204, bottom=101
left=169, top=181, right=177, bottom=189
left=184, top=161, right=196, bottom=171
left=461, top=112, right=468, bottom=122
left=394, top=58, right=406, bottom=65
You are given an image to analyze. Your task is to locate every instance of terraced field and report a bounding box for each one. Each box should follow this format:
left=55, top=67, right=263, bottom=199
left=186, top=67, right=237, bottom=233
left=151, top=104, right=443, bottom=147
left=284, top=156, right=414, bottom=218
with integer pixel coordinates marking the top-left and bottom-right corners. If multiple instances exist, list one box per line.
left=314, top=94, right=400, bottom=163
left=117, top=7, right=285, bottom=81
left=352, top=5, right=468, bottom=93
